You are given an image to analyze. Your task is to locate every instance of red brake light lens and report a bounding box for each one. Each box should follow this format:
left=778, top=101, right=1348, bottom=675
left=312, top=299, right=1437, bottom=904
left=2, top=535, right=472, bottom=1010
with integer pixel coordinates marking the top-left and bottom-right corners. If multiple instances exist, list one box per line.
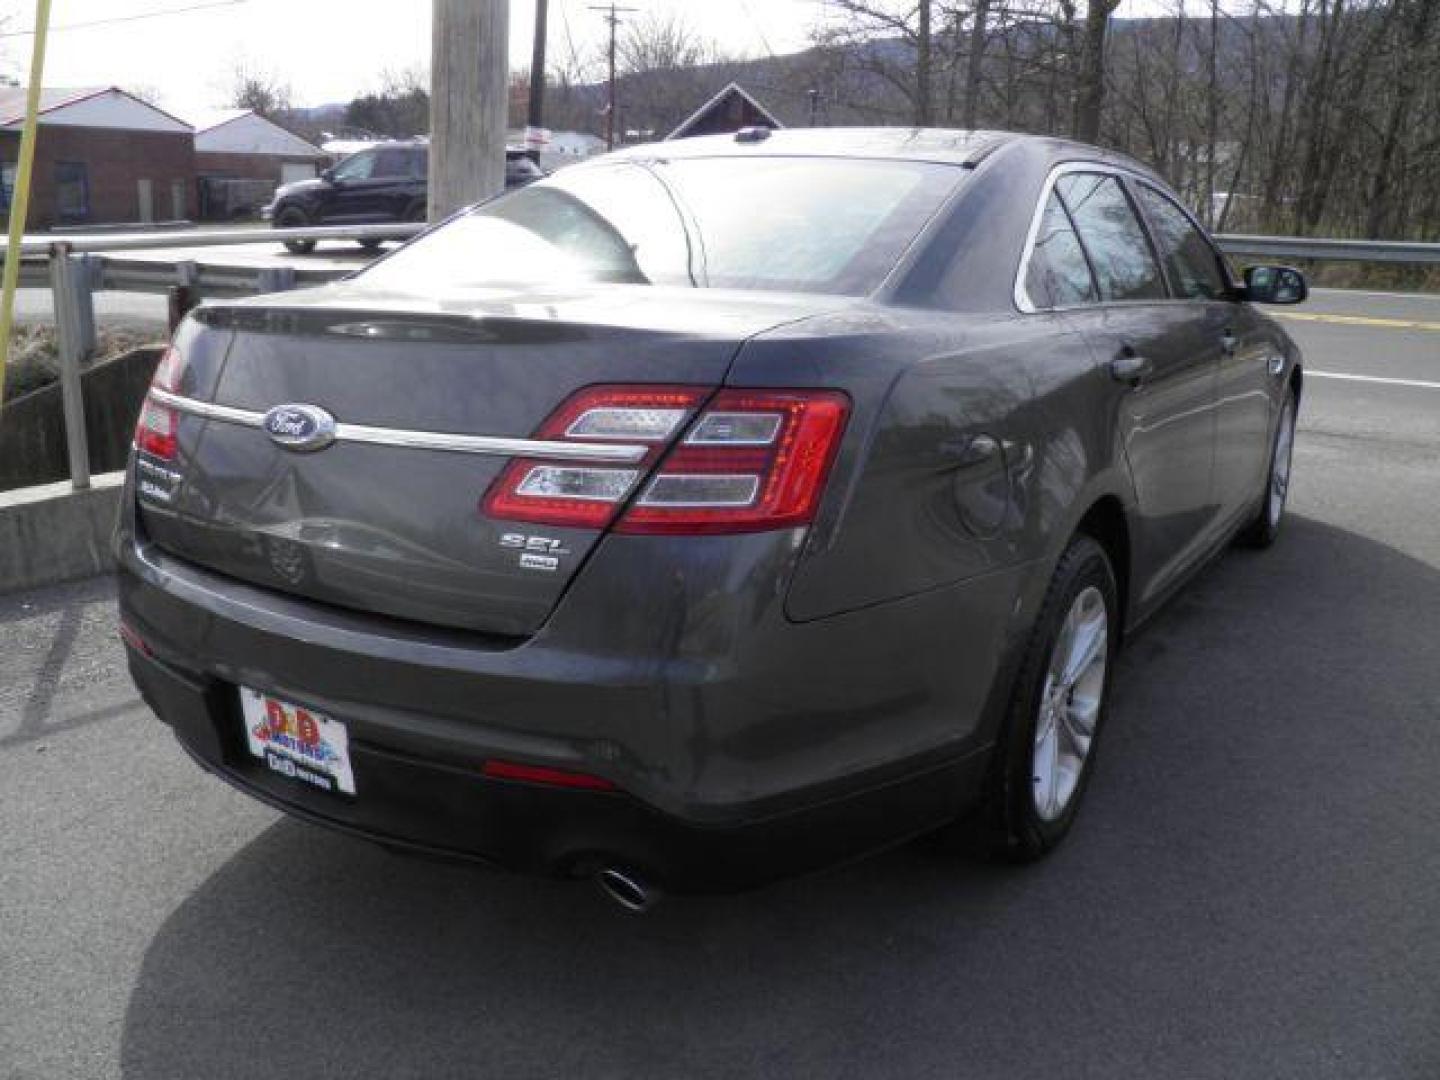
left=483, top=385, right=709, bottom=529
left=135, top=345, right=186, bottom=461
left=482, top=385, right=850, bottom=535
left=617, top=389, right=850, bottom=535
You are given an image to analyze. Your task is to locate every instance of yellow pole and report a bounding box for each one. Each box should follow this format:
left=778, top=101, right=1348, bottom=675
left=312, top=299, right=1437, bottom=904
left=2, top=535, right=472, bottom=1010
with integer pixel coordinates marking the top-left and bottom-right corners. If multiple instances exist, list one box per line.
left=0, top=0, right=55, bottom=407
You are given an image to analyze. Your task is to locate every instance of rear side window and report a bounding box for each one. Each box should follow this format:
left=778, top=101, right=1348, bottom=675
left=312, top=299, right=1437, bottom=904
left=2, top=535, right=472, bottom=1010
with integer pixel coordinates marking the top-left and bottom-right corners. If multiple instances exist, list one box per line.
left=1057, top=173, right=1166, bottom=302
left=1023, top=193, right=1096, bottom=309
left=1135, top=184, right=1228, bottom=300
left=374, top=150, right=414, bottom=178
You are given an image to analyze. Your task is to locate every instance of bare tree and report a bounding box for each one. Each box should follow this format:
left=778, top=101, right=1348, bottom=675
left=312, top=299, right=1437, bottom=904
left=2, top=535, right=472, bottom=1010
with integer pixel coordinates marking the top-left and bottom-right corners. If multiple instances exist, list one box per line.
left=228, top=62, right=294, bottom=120
left=1073, top=0, right=1120, bottom=142
left=346, top=67, right=430, bottom=139
left=613, top=11, right=734, bottom=139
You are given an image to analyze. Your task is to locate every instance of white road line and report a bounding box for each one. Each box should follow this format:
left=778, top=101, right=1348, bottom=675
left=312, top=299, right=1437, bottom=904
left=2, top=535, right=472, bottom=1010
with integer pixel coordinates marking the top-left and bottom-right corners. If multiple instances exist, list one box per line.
left=1310, top=287, right=1440, bottom=302
left=1308, top=371, right=1440, bottom=390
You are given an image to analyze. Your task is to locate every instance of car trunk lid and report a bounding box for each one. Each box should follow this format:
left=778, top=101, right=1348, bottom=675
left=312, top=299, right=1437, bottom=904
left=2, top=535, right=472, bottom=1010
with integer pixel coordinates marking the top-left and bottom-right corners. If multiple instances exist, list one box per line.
left=138, top=284, right=838, bottom=636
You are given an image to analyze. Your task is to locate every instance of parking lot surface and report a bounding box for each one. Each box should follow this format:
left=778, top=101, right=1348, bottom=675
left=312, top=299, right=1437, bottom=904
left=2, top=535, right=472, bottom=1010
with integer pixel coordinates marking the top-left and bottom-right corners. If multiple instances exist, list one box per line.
left=2, top=290, right=1437, bottom=1079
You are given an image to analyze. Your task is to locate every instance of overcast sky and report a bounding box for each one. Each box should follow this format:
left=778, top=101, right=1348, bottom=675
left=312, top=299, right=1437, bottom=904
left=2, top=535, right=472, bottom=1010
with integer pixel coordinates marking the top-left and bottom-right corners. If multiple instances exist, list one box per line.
left=0, top=0, right=1186, bottom=117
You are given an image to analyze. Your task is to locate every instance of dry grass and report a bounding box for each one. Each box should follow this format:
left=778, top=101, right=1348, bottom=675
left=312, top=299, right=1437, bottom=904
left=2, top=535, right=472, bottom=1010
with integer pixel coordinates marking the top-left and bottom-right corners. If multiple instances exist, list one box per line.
left=1304, top=262, right=1440, bottom=293
left=2, top=325, right=161, bottom=403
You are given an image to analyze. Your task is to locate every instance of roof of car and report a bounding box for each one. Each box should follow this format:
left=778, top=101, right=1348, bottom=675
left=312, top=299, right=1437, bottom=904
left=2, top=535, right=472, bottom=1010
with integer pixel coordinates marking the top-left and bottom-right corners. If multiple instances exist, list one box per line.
left=608, top=127, right=1021, bottom=167
left=602, top=127, right=1162, bottom=182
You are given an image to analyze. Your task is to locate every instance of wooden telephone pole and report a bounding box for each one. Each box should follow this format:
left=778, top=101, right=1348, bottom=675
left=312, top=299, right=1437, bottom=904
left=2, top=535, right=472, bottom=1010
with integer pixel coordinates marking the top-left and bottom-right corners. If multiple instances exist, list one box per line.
left=527, top=0, right=549, bottom=135
left=429, top=0, right=509, bottom=221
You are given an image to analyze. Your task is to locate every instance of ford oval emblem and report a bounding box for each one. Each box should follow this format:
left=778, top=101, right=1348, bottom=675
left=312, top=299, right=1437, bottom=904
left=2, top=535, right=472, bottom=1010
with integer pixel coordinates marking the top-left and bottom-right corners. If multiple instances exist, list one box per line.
left=262, top=403, right=337, bottom=453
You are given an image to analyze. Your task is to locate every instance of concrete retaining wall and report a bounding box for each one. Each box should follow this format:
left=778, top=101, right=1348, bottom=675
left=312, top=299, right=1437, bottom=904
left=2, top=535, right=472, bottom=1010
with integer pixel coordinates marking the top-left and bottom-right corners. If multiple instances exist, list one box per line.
left=0, top=471, right=124, bottom=595
left=0, top=346, right=162, bottom=492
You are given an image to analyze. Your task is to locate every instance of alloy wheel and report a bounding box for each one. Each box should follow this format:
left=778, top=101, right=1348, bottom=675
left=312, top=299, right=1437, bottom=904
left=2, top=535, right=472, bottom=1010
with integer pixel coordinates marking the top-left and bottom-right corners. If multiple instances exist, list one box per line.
left=1032, top=585, right=1109, bottom=822
left=1268, top=396, right=1296, bottom=528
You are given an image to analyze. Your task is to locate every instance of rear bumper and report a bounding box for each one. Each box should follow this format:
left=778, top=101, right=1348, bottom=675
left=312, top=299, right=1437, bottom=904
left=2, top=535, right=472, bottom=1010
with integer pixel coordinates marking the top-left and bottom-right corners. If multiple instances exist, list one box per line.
left=118, top=495, right=1024, bottom=891
left=127, top=640, right=984, bottom=892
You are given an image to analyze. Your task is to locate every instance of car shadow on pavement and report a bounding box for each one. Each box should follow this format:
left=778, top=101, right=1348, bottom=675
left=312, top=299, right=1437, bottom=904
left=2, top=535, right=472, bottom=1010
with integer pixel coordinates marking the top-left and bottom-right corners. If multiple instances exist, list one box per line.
left=118, top=514, right=1440, bottom=1080
left=0, top=575, right=140, bottom=749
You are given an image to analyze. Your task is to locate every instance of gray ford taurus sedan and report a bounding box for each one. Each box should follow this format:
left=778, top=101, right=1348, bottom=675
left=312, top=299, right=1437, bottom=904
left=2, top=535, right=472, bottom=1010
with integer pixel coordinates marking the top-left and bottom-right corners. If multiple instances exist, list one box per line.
left=117, top=128, right=1305, bottom=904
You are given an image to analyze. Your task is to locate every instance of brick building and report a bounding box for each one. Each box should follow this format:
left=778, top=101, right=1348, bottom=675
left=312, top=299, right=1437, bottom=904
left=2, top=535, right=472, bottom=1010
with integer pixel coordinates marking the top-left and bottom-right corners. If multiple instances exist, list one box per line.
left=194, top=110, right=326, bottom=184
left=0, top=87, right=196, bottom=228
left=191, top=109, right=327, bottom=220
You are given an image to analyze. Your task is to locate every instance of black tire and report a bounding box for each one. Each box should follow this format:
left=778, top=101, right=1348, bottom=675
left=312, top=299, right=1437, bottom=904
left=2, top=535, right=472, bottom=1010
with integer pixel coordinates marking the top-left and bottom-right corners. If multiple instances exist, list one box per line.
left=1237, top=388, right=1298, bottom=549
left=275, top=206, right=317, bottom=255
left=357, top=238, right=385, bottom=252
left=972, top=533, right=1120, bottom=861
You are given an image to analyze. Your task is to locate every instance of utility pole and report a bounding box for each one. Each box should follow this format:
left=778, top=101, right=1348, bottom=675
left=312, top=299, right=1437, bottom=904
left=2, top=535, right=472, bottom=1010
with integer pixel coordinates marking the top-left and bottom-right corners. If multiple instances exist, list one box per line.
left=430, top=0, right=508, bottom=222
left=590, top=3, right=636, bottom=150
left=527, top=0, right=548, bottom=135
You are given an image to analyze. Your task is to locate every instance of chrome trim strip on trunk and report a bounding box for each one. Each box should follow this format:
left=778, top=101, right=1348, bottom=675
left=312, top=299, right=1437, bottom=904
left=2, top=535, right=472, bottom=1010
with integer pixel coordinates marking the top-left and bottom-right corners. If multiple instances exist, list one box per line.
left=150, top=387, right=263, bottom=428
left=147, top=388, right=651, bottom=464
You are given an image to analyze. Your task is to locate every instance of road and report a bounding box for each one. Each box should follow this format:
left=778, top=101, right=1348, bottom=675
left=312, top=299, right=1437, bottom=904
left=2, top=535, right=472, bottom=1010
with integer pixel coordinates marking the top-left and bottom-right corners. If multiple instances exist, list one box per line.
left=2, top=290, right=1438, bottom=1079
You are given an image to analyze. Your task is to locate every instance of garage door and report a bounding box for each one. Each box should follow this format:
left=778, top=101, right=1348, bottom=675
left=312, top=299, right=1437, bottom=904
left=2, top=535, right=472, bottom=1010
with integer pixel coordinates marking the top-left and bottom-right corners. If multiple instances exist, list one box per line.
left=281, top=163, right=317, bottom=184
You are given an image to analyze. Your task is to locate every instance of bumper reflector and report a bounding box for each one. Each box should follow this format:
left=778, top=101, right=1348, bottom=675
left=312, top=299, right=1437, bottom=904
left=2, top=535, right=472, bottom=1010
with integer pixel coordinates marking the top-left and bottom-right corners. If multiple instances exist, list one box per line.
left=481, top=759, right=617, bottom=792
left=118, top=620, right=151, bottom=656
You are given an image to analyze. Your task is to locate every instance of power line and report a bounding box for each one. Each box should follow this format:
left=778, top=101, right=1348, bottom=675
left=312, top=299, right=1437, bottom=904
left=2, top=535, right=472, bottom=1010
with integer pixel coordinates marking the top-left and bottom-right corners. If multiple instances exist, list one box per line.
left=0, top=0, right=248, bottom=38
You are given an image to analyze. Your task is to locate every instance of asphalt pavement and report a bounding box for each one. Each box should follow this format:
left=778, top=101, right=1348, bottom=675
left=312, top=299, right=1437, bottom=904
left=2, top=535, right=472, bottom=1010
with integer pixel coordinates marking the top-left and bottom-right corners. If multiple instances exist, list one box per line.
left=1, top=289, right=1437, bottom=1079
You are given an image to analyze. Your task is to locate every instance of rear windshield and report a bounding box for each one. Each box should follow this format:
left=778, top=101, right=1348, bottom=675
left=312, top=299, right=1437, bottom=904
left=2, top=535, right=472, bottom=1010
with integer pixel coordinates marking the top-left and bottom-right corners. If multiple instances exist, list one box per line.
left=360, top=156, right=962, bottom=297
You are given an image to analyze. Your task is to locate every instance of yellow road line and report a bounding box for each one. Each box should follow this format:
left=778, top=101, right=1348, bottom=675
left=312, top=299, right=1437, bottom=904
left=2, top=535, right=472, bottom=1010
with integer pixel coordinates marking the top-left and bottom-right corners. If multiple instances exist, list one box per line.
left=1276, top=311, right=1440, bottom=332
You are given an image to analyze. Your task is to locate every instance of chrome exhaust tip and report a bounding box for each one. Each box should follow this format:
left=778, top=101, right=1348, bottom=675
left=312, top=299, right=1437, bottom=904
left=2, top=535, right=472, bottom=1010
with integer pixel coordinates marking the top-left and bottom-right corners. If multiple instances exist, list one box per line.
left=596, top=867, right=659, bottom=914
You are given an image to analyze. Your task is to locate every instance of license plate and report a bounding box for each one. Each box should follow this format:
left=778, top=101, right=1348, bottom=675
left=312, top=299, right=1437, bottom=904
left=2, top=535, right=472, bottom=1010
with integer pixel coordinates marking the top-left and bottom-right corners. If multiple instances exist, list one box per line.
left=239, top=687, right=356, bottom=796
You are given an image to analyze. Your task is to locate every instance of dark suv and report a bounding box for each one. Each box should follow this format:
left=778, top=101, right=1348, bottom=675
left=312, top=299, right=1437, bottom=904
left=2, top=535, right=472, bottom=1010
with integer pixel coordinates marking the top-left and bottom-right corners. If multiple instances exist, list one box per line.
left=266, top=142, right=545, bottom=253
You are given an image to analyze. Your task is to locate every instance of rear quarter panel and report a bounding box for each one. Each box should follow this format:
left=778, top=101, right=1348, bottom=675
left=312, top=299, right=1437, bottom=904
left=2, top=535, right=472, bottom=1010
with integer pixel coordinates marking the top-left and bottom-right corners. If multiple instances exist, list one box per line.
left=729, top=308, right=1117, bottom=622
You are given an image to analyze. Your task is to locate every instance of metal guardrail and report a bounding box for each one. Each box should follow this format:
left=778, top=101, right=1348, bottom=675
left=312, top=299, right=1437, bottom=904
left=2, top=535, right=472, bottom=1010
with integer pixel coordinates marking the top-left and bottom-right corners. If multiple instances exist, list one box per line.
left=1216, top=234, right=1440, bottom=265
left=5, top=224, right=1439, bottom=494
left=11, top=223, right=425, bottom=491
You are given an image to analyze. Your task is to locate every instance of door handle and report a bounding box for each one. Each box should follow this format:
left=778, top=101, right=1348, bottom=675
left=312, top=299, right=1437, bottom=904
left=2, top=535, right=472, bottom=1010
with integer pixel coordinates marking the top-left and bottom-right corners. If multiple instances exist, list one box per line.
left=1108, top=348, right=1152, bottom=386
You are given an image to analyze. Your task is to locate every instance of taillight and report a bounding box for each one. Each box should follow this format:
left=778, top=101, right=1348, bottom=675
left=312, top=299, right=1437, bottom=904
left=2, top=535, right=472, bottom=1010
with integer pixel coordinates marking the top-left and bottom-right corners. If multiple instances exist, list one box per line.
left=618, top=389, right=849, bottom=535
left=483, top=385, right=850, bottom=535
left=483, top=385, right=709, bottom=529
left=134, top=345, right=186, bottom=461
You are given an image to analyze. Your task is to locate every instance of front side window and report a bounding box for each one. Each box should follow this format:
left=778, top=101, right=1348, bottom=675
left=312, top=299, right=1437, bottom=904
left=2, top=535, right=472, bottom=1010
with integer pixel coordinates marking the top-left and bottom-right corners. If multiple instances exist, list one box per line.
left=1057, top=173, right=1166, bottom=302
left=331, top=151, right=376, bottom=182
left=1135, top=184, right=1228, bottom=300
left=361, top=157, right=962, bottom=297
left=1023, top=193, right=1096, bottom=309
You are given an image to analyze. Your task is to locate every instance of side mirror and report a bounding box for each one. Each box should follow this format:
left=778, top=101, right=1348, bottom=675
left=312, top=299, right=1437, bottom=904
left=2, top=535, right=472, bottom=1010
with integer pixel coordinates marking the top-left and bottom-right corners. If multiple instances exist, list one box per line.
left=321, top=167, right=337, bottom=184
left=1243, top=264, right=1308, bottom=305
